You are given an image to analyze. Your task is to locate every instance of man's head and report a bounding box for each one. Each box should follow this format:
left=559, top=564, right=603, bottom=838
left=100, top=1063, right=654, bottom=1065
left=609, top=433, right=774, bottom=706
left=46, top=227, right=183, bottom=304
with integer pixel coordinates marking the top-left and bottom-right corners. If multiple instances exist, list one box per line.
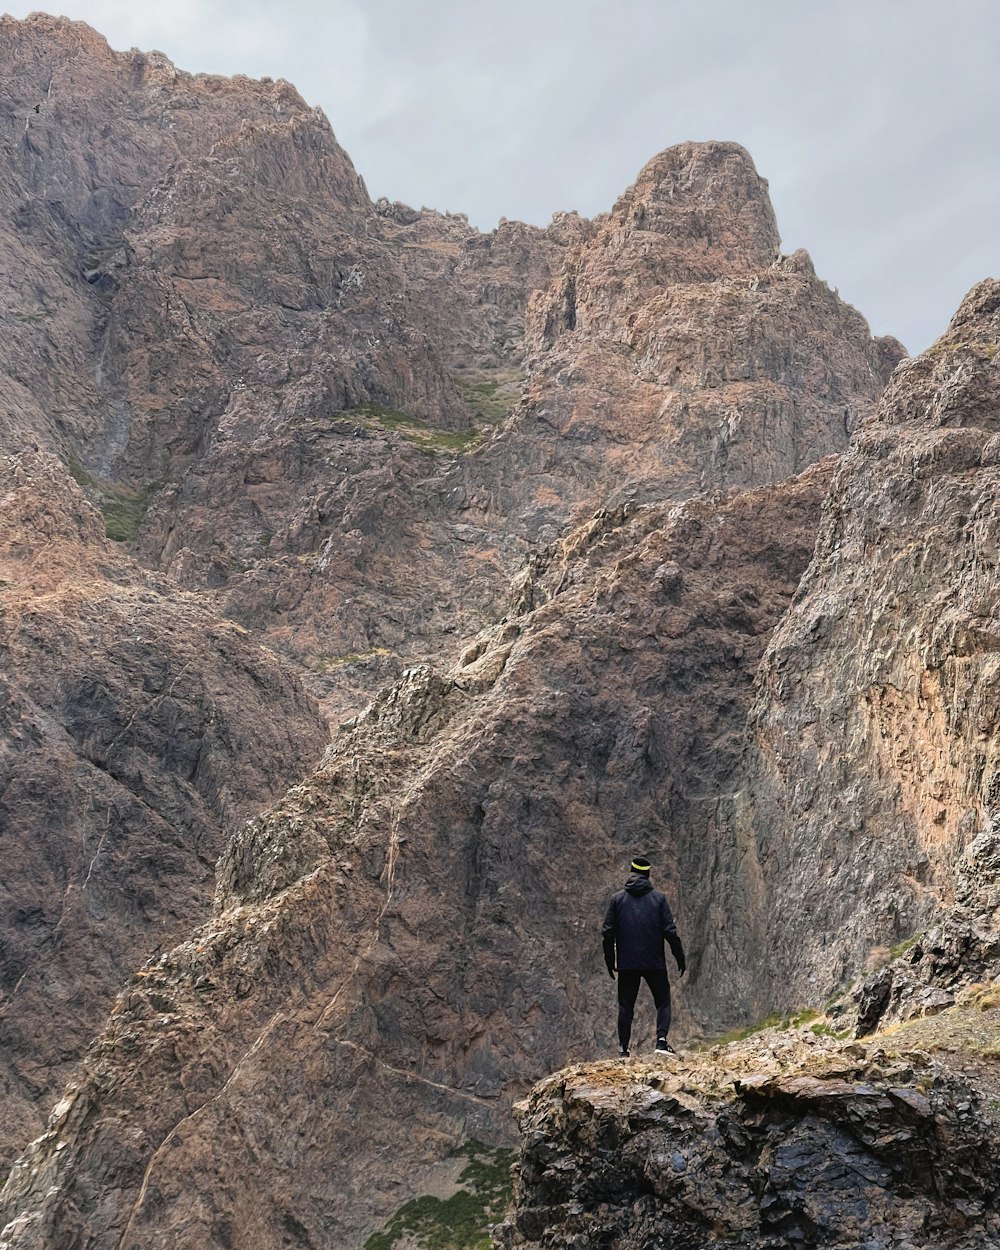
left=630, top=856, right=652, bottom=875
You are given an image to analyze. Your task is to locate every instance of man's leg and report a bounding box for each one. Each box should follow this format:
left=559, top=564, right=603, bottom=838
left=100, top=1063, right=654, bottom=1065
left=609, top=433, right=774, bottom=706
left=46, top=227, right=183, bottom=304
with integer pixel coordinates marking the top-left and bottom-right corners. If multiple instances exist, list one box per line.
left=617, top=971, right=641, bottom=1052
left=643, top=970, right=672, bottom=1041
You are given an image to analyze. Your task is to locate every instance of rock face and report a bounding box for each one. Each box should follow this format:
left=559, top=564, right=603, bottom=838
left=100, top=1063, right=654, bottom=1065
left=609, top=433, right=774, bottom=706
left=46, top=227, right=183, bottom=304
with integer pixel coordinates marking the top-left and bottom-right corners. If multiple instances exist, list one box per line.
left=466, top=143, right=904, bottom=545
left=4, top=13, right=998, bottom=1250
left=0, top=470, right=831, bottom=1248
left=717, top=279, right=1000, bottom=1016
left=374, top=199, right=593, bottom=370
left=0, top=14, right=578, bottom=718
left=0, top=16, right=900, bottom=722
left=497, top=998, right=1000, bottom=1250
left=0, top=451, right=328, bottom=1174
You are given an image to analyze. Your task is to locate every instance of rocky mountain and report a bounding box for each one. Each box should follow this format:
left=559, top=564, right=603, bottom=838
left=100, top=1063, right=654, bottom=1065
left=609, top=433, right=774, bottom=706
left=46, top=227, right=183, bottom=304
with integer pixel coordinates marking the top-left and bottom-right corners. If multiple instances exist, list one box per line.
left=0, top=451, right=328, bottom=1174
left=494, top=283, right=1000, bottom=1250
left=467, top=143, right=903, bottom=544
left=725, top=278, right=1000, bottom=1015
left=0, top=15, right=903, bottom=726
left=0, top=461, right=834, bottom=1247
left=0, top=11, right=996, bottom=1250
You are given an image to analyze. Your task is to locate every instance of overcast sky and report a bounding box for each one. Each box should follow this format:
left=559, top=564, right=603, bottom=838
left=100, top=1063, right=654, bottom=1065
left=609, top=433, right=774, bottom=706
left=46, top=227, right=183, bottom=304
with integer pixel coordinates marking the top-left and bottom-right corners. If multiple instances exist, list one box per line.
left=6, top=0, right=999, bottom=352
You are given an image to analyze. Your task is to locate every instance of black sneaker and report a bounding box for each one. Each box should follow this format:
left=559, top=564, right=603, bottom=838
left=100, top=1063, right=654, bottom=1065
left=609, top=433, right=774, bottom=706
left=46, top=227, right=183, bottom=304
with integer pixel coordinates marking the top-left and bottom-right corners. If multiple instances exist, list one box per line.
left=619, top=1048, right=630, bottom=1058
left=654, top=1039, right=675, bottom=1055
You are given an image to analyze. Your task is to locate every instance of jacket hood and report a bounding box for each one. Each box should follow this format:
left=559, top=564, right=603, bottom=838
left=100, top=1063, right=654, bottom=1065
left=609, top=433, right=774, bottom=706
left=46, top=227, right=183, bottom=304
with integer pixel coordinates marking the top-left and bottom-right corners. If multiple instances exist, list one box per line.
left=624, top=872, right=653, bottom=895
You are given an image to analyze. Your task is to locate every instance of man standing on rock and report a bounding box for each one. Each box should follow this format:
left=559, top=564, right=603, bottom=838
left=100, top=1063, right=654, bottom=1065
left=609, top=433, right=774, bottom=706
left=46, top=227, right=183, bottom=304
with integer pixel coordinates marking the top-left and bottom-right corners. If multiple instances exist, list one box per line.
left=602, top=856, right=686, bottom=1056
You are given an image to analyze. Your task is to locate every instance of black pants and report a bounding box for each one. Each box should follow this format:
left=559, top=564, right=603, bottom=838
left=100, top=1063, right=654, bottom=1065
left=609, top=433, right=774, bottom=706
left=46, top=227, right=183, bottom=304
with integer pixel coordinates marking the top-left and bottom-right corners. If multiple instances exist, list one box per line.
left=617, top=969, right=671, bottom=1051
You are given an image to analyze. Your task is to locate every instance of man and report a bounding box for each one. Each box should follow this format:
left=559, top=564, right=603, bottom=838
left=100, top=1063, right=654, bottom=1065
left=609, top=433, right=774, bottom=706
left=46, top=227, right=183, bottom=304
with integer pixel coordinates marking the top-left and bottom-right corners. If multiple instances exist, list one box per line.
left=602, top=856, right=686, bottom=1056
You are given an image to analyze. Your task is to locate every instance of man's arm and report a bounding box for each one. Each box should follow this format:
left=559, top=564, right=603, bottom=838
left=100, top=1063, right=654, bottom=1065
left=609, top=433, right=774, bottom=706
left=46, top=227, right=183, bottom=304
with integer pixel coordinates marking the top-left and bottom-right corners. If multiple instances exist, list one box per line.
left=660, top=895, right=686, bottom=975
left=601, top=896, right=618, bottom=977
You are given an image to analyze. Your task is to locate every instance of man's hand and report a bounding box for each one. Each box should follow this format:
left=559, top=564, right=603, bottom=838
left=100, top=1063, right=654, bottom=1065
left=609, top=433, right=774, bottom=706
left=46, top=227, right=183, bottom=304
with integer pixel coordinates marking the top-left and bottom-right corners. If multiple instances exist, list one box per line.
left=606, top=964, right=616, bottom=979
left=676, top=956, right=687, bottom=977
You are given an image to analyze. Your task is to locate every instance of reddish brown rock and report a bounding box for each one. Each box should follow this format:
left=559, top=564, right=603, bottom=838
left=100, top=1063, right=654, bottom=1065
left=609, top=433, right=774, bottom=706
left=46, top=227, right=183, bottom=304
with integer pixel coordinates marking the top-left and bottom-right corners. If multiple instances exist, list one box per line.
left=374, top=199, right=593, bottom=368
left=11, top=17, right=993, bottom=1249
left=466, top=144, right=905, bottom=545
left=497, top=1005, right=1000, bottom=1250
left=0, top=465, right=831, bottom=1247
left=0, top=452, right=327, bottom=1173
left=702, top=279, right=1000, bottom=1017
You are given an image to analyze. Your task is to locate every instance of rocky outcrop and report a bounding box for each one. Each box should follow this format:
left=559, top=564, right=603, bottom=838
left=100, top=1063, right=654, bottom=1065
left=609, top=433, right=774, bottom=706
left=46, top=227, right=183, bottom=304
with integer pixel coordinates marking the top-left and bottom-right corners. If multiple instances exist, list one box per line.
left=831, top=823, right=1000, bottom=1039
left=464, top=143, right=905, bottom=545
left=375, top=199, right=593, bottom=369
left=497, top=998, right=1000, bottom=1250
left=0, top=452, right=327, bottom=1173
left=0, top=468, right=831, bottom=1247
left=716, top=279, right=1000, bottom=1015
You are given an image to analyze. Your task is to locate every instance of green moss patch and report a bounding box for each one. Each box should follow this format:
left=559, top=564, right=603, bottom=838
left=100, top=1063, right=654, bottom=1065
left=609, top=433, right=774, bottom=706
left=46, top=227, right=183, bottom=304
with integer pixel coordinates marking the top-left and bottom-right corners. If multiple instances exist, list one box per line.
left=706, top=1006, right=849, bottom=1049
left=68, top=458, right=151, bottom=543
left=310, top=647, right=395, bottom=673
left=452, top=370, right=519, bottom=425
left=364, top=1141, right=515, bottom=1250
left=340, top=404, right=480, bottom=456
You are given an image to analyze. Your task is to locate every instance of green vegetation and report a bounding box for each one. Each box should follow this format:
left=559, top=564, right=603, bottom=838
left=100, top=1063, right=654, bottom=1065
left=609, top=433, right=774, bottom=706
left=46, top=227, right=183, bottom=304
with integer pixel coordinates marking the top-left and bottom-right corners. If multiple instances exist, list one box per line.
left=888, top=935, right=921, bottom=960
left=320, top=371, right=517, bottom=458
left=340, top=404, right=481, bottom=456
left=708, top=1013, right=788, bottom=1048
left=706, top=1005, right=849, bottom=1048
left=364, top=1141, right=515, bottom=1250
left=923, top=339, right=1000, bottom=363
left=452, top=371, right=518, bottom=425
left=68, top=458, right=151, bottom=543
left=310, top=646, right=394, bottom=673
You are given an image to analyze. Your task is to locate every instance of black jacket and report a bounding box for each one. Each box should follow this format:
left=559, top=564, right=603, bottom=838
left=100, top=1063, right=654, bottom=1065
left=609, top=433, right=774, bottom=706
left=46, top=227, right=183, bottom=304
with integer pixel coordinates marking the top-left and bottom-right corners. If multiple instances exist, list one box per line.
left=602, top=873, right=685, bottom=973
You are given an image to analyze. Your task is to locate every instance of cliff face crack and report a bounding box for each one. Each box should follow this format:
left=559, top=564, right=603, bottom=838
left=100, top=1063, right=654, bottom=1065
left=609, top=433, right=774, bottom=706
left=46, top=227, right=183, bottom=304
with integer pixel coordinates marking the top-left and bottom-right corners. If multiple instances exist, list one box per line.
left=330, top=1038, right=494, bottom=1108
left=116, top=1011, right=289, bottom=1249
left=80, top=804, right=113, bottom=893
left=100, top=660, right=194, bottom=764
left=314, top=806, right=402, bottom=1032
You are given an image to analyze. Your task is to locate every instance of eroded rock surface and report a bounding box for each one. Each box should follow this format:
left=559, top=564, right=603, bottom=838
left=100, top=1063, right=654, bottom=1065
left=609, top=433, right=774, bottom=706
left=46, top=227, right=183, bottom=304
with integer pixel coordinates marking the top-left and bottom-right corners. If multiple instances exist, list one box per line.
left=722, top=279, right=1000, bottom=1014
left=0, top=471, right=830, bottom=1247
left=497, top=1001, right=1000, bottom=1250
left=0, top=451, right=327, bottom=1172
left=464, top=143, right=904, bottom=545
left=4, top=15, right=998, bottom=1250
left=0, top=17, right=899, bottom=722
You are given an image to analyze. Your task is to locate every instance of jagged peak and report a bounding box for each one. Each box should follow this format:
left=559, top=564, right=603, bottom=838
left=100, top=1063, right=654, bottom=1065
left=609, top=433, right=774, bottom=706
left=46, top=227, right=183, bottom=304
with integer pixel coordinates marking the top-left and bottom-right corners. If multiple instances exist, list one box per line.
left=609, top=139, right=781, bottom=262
left=879, top=278, right=1000, bottom=429
left=948, top=276, right=1000, bottom=336
left=631, top=138, right=764, bottom=188
left=0, top=11, right=313, bottom=117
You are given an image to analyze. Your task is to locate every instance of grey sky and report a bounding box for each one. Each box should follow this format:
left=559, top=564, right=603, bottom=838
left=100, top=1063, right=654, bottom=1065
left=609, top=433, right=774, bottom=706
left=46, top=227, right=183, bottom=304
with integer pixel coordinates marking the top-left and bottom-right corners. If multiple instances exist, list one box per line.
left=6, top=0, right=999, bottom=351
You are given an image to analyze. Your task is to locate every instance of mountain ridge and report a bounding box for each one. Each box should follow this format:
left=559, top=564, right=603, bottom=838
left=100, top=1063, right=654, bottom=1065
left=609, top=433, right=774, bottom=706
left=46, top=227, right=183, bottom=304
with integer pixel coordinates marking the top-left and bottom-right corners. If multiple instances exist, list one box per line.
left=0, top=12, right=996, bottom=1250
